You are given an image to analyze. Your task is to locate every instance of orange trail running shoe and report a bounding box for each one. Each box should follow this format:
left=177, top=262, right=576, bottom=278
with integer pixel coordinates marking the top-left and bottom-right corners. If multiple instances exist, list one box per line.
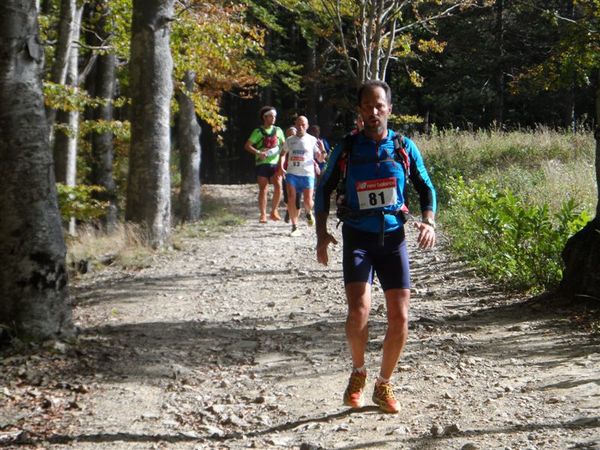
left=372, top=382, right=400, bottom=414
left=343, top=371, right=367, bottom=409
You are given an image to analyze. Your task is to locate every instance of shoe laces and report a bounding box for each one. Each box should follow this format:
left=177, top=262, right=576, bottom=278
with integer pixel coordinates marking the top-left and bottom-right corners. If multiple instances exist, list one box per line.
left=375, top=382, right=395, bottom=401
left=347, top=372, right=365, bottom=393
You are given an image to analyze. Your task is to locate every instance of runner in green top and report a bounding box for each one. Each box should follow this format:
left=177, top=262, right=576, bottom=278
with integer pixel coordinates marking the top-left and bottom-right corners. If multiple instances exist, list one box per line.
left=244, top=106, right=286, bottom=223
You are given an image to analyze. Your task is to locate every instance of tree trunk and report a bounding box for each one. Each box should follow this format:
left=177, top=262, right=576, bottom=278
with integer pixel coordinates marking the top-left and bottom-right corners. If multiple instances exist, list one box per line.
left=53, top=4, right=82, bottom=235
left=560, top=69, right=600, bottom=300
left=305, top=43, right=318, bottom=124
left=177, top=71, right=202, bottom=223
left=88, top=0, right=118, bottom=231
left=53, top=5, right=82, bottom=186
left=46, top=0, right=79, bottom=138
left=562, top=0, right=576, bottom=132
left=125, top=0, right=174, bottom=248
left=0, top=0, right=72, bottom=340
left=493, top=0, right=505, bottom=126
left=596, top=71, right=600, bottom=220
left=560, top=215, right=600, bottom=301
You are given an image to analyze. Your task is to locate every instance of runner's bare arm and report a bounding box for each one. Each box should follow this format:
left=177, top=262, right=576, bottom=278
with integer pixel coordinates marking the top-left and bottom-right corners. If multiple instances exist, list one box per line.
left=278, top=151, right=287, bottom=174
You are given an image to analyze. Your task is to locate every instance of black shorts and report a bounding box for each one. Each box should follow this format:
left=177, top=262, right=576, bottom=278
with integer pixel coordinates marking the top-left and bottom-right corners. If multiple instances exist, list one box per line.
left=255, top=164, right=278, bottom=179
left=342, top=225, right=410, bottom=290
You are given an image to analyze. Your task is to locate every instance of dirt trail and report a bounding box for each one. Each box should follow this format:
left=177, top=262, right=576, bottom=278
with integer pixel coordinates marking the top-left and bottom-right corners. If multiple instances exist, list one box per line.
left=1, top=184, right=599, bottom=450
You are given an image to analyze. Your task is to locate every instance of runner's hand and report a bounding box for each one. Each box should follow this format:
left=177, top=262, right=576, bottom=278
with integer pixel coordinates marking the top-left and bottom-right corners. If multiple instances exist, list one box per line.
left=414, top=222, right=436, bottom=250
left=316, top=233, right=337, bottom=266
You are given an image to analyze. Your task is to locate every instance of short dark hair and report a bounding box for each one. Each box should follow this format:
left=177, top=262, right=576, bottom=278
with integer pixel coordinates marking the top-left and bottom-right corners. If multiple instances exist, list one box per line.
left=259, top=105, right=276, bottom=120
left=357, top=80, right=392, bottom=105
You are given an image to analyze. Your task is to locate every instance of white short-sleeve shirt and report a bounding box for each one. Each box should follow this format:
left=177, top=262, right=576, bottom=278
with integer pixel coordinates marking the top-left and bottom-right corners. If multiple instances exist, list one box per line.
left=283, top=134, right=319, bottom=177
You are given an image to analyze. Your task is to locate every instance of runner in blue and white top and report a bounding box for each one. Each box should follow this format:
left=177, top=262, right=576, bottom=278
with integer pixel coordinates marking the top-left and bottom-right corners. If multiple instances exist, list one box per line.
left=315, top=130, right=436, bottom=235
left=314, top=80, right=437, bottom=414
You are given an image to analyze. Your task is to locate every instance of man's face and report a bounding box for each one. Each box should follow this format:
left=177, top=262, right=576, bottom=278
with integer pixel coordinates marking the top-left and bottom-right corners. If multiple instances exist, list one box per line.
left=263, top=112, right=276, bottom=127
left=358, top=86, right=391, bottom=135
left=295, top=116, right=308, bottom=136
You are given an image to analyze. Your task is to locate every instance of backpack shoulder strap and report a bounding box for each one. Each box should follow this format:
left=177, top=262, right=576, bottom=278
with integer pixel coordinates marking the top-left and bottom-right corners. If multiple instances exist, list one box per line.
left=337, top=132, right=356, bottom=172
left=259, top=127, right=274, bottom=137
left=392, top=132, right=410, bottom=175
left=342, top=133, right=355, bottom=156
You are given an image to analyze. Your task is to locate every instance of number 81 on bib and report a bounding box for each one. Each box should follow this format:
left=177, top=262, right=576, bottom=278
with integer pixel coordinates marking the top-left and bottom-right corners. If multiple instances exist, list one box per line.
left=356, top=177, right=397, bottom=210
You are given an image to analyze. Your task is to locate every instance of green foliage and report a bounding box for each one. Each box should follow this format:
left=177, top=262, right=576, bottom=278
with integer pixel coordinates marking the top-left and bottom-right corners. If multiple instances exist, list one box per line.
left=444, top=177, right=591, bottom=293
left=56, top=183, right=109, bottom=222
left=171, top=2, right=268, bottom=132
left=512, top=0, right=599, bottom=98
left=256, top=59, right=303, bottom=92
left=44, top=82, right=106, bottom=112
left=104, top=0, right=133, bottom=60
left=389, top=113, right=424, bottom=128
left=78, top=119, right=130, bottom=141
left=247, top=1, right=286, bottom=34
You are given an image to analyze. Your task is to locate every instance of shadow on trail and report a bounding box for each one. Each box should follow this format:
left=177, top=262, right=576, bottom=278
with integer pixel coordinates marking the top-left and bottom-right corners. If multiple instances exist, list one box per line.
left=72, top=266, right=340, bottom=308
left=32, top=413, right=600, bottom=448
left=74, top=317, right=348, bottom=383
left=39, top=407, right=391, bottom=447
left=433, top=294, right=600, bottom=371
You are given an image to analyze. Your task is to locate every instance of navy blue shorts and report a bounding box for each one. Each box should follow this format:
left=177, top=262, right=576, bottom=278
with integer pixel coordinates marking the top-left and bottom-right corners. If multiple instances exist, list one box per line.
left=255, top=163, right=278, bottom=179
left=342, top=225, right=410, bottom=291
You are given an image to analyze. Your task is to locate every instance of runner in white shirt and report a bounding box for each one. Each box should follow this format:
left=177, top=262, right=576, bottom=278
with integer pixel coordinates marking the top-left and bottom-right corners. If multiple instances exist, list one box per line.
left=279, top=115, right=324, bottom=236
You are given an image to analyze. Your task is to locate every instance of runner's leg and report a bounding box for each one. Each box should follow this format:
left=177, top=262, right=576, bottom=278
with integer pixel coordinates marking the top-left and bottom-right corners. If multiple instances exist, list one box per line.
left=303, top=188, right=314, bottom=212
left=270, top=172, right=282, bottom=219
left=257, top=176, right=268, bottom=221
left=379, top=288, right=410, bottom=379
left=287, top=183, right=299, bottom=225
left=345, top=282, right=372, bottom=370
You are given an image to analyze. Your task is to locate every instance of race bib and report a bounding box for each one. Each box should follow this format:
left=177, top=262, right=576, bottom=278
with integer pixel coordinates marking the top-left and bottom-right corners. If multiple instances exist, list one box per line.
left=290, top=155, right=305, bottom=168
left=356, top=177, right=397, bottom=210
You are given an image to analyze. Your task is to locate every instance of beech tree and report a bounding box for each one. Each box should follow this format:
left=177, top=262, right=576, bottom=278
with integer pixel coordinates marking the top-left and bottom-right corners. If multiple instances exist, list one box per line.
left=125, top=0, right=174, bottom=248
left=87, top=0, right=118, bottom=230
left=299, top=0, right=473, bottom=83
left=177, top=70, right=202, bottom=222
left=46, top=0, right=81, bottom=137
left=0, top=0, right=72, bottom=340
left=53, top=3, right=83, bottom=235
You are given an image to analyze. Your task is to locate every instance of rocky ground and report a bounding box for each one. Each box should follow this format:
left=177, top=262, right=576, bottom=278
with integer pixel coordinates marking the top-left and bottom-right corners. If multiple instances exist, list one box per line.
left=1, top=184, right=599, bottom=450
